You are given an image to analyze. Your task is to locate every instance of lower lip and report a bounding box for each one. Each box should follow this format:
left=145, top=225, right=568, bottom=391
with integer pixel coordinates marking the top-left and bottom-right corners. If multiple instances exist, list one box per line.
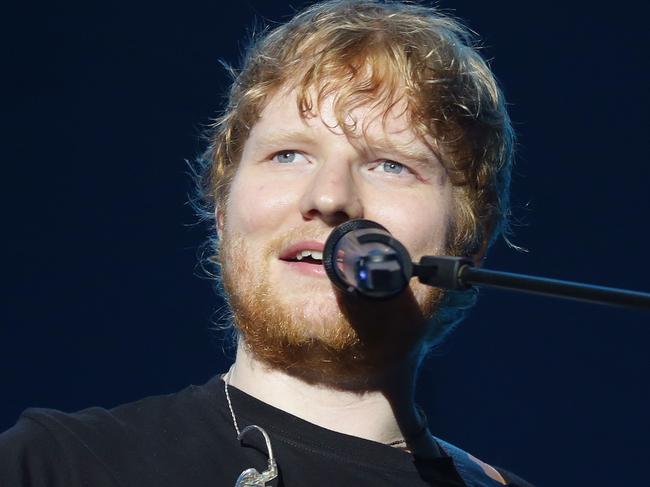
left=281, top=260, right=327, bottom=277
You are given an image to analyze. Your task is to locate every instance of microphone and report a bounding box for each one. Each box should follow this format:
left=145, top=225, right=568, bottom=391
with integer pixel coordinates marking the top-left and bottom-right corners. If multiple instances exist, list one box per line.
left=323, top=219, right=413, bottom=299
left=323, top=220, right=650, bottom=309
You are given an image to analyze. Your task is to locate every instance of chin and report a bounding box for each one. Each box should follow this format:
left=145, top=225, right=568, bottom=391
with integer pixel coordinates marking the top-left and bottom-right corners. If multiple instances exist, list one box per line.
left=279, top=296, right=347, bottom=335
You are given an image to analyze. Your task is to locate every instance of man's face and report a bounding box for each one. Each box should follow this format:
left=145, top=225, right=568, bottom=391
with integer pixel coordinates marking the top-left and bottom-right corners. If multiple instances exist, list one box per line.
left=218, top=86, right=454, bottom=382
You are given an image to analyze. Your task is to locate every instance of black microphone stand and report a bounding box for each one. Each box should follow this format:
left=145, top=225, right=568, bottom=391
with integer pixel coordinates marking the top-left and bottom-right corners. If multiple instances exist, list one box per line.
left=413, top=256, right=650, bottom=310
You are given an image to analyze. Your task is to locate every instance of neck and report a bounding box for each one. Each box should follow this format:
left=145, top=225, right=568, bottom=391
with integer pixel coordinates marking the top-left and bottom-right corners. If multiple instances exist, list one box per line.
left=227, top=341, right=436, bottom=455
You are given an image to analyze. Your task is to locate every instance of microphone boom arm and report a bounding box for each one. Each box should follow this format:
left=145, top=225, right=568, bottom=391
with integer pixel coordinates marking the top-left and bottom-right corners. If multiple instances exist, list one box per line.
left=414, top=256, right=650, bottom=310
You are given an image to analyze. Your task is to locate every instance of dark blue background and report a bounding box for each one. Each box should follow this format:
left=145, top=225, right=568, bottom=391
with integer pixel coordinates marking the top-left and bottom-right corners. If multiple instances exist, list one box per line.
left=2, top=2, right=649, bottom=485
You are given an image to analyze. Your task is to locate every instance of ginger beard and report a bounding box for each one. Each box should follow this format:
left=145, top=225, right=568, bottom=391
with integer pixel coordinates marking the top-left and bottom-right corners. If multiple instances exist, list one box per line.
left=218, top=223, right=447, bottom=386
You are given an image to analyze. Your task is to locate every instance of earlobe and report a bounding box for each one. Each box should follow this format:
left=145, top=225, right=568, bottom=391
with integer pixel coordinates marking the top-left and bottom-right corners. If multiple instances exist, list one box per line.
left=471, top=238, right=490, bottom=267
left=216, top=208, right=225, bottom=233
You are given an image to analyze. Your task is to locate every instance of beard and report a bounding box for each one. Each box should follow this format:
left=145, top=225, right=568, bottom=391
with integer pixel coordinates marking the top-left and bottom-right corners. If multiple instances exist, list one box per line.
left=218, top=225, right=446, bottom=388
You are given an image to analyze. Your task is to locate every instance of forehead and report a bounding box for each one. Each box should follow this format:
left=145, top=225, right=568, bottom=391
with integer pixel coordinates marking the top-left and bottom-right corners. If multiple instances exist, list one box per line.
left=248, top=85, right=433, bottom=156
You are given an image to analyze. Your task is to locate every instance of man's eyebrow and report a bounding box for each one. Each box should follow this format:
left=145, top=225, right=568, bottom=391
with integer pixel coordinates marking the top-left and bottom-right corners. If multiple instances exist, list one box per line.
left=252, top=129, right=317, bottom=149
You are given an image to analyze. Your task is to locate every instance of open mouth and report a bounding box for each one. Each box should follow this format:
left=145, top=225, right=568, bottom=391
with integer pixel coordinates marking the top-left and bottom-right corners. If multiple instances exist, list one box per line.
left=284, top=250, right=323, bottom=265
left=278, top=242, right=327, bottom=276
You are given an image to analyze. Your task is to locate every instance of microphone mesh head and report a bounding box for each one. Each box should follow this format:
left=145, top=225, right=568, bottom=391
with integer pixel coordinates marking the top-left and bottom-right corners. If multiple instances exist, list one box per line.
left=323, top=219, right=412, bottom=299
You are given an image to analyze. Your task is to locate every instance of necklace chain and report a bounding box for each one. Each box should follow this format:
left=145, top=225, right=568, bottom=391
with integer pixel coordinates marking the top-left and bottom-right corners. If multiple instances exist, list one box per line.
left=224, top=370, right=242, bottom=436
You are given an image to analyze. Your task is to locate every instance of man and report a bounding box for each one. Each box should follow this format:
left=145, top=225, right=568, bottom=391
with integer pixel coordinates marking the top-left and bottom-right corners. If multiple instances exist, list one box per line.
left=1, top=1, right=533, bottom=485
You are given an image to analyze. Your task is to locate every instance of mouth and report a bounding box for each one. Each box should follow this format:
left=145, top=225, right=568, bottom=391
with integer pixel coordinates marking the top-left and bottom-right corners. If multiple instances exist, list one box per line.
left=279, top=240, right=326, bottom=275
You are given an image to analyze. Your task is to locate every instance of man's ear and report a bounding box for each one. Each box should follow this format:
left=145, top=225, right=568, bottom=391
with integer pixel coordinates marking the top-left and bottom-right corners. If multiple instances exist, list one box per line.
left=215, top=207, right=225, bottom=233
left=471, top=238, right=490, bottom=267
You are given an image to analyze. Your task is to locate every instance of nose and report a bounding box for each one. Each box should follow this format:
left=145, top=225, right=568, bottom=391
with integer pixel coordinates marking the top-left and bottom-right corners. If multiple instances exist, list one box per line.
left=298, top=159, right=363, bottom=226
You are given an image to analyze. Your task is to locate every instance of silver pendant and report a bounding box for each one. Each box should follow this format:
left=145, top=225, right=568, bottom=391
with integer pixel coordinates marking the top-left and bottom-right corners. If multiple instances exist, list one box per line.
left=235, top=425, right=278, bottom=487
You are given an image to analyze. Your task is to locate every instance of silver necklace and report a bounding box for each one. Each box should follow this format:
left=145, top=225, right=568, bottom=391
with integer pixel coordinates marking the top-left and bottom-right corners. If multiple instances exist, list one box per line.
left=224, top=371, right=278, bottom=487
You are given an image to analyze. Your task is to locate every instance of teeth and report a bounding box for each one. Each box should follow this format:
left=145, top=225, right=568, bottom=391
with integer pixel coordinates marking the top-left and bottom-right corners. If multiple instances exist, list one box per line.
left=294, top=250, right=323, bottom=261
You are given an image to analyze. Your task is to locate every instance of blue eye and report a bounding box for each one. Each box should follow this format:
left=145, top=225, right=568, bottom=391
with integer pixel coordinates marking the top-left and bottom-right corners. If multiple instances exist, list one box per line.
left=274, top=151, right=297, bottom=163
left=381, top=160, right=405, bottom=174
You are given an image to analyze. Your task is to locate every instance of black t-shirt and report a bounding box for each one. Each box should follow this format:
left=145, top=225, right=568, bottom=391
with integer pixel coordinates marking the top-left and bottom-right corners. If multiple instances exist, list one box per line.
left=0, top=375, right=535, bottom=486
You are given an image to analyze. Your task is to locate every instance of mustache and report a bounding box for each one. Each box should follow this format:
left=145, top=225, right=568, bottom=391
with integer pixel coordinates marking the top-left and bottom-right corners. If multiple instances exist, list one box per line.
left=219, top=224, right=335, bottom=265
left=261, top=226, right=335, bottom=259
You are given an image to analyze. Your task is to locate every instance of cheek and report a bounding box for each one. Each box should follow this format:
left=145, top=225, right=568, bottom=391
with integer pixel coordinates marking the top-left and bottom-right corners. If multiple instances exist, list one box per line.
left=367, top=190, right=452, bottom=257
left=225, top=172, right=297, bottom=235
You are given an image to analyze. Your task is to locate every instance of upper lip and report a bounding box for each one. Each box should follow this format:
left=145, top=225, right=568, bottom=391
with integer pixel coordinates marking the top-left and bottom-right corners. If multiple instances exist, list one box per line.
left=279, top=240, right=326, bottom=261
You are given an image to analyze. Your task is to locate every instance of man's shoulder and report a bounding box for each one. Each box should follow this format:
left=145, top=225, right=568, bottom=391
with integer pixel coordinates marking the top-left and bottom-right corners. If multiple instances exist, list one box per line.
left=0, top=405, right=129, bottom=486
left=0, top=378, right=229, bottom=486
left=14, top=382, right=206, bottom=438
left=25, top=377, right=222, bottom=436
